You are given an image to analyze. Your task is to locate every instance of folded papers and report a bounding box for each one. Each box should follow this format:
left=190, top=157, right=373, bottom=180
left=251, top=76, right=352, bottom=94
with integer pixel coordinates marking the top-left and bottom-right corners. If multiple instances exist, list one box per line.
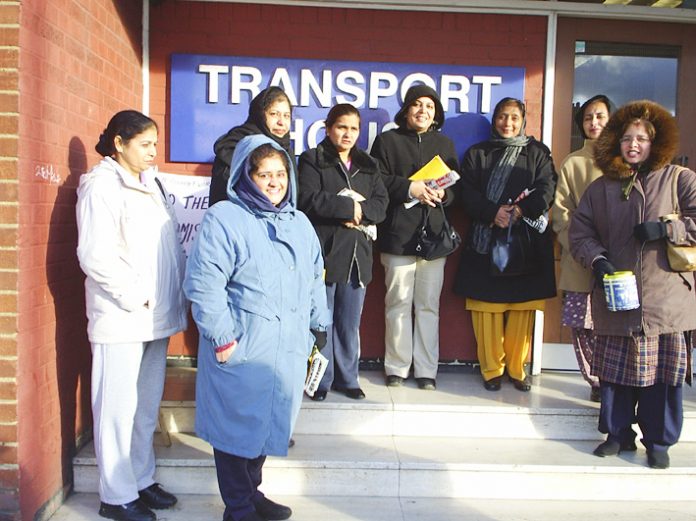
left=338, top=188, right=377, bottom=240
left=304, top=346, right=328, bottom=397
left=405, top=155, right=460, bottom=209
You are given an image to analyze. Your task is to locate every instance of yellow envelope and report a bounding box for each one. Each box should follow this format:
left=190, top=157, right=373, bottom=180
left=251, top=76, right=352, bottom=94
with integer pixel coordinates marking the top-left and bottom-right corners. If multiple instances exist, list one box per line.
left=408, top=155, right=450, bottom=181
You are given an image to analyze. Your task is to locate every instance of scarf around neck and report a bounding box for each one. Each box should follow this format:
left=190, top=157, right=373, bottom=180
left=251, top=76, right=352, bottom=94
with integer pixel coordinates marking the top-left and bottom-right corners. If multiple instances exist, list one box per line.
left=471, top=134, right=531, bottom=254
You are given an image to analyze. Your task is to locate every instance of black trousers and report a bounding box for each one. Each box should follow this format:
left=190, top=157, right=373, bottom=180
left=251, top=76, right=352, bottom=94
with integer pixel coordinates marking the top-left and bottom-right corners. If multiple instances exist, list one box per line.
left=213, top=448, right=266, bottom=521
left=599, top=381, right=683, bottom=452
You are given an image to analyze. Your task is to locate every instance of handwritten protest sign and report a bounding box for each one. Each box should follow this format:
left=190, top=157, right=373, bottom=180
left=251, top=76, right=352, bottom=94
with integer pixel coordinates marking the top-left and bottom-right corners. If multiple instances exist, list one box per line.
left=157, top=172, right=211, bottom=256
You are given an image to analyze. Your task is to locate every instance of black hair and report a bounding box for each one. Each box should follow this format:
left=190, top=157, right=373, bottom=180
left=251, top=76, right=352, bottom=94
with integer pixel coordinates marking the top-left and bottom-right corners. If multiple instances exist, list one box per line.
left=325, top=103, right=360, bottom=128
left=574, top=94, right=612, bottom=138
left=247, top=143, right=290, bottom=175
left=95, top=110, right=158, bottom=157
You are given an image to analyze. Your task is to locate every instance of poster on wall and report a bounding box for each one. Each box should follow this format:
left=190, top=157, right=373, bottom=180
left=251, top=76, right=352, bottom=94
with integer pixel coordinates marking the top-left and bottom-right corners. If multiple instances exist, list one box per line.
left=157, top=172, right=210, bottom=256
left=170, top=54, right=525, bottom=163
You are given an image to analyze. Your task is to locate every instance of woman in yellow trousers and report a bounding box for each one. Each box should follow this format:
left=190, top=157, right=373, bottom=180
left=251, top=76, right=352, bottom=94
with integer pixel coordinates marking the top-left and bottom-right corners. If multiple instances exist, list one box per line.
left=454, top=98, right=557, bottom=391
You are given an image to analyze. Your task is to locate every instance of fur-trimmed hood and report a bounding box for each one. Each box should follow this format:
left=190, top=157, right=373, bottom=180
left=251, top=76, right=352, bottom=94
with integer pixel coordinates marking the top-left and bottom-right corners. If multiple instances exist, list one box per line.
left=594, top=99, right=679, bottom=180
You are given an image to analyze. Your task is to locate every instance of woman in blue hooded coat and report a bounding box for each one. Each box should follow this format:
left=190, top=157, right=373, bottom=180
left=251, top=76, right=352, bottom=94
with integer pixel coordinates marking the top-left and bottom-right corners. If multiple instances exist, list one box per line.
left=184, top=134, right=331, bottom=521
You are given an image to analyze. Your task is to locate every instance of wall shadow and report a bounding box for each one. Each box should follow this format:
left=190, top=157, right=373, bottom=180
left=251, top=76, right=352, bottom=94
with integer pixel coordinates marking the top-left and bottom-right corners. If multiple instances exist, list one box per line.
left=46, top=137, right=92, bottom=490
left=112, top=0, right=144, bottom=65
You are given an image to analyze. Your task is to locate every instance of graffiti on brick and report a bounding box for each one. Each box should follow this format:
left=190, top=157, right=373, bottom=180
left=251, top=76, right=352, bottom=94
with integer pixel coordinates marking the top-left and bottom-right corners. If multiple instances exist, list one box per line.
left=34, top=164, right=62, bottom=185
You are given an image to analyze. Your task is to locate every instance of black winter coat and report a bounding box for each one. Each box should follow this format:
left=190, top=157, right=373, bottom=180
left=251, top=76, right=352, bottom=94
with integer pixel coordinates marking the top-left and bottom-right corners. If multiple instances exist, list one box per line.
left=209, top=87, right=293, bottom=206
left=454, top=138, right=558, bottom=302
left=370, top=127, right=459, bottom=256
left=298, top=138, right=388, bottom=285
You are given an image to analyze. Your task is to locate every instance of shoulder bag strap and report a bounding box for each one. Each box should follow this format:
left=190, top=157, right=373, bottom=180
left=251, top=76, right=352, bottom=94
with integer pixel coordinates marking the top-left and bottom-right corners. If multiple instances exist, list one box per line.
left=671, top=165, right=686, bottom=215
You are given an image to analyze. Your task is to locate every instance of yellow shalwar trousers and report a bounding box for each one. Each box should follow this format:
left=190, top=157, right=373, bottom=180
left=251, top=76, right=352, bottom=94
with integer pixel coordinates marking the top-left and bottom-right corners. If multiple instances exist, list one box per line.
left=466, top=299, right=544, bottom=382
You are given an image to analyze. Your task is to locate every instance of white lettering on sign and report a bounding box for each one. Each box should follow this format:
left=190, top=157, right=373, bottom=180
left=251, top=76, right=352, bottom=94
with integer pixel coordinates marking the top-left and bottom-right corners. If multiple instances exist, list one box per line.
left=197, top=65, right=502, bottom=113
left=472, top=76, right=502, bottom=113
left=198, top=65, right=229, bottom=103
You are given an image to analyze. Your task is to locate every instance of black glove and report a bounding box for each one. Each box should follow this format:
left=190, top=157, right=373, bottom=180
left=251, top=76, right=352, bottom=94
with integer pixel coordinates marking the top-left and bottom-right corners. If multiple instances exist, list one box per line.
left=633, top=221, right=668, bottom=242
left=592, top=257, right=616, bottom=287
left=311, top=329, right=327, bottom=351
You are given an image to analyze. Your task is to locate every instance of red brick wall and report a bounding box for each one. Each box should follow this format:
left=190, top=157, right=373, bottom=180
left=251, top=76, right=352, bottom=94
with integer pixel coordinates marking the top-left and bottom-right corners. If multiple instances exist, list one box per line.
left=0, top=1, right=21, bottom=517
left=149, top=2, right=548, bottom=360
left=10, top=1, right=144, bottom=519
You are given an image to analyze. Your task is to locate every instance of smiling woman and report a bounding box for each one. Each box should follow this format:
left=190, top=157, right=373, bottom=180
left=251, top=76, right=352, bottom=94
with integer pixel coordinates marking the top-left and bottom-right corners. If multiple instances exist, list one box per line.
left=569, top=99, right=696, bottom=470
left=184, top=134, right=331, bottom=521
left=369, top=85, right=460, bottom=391
left=455, top=97, right=558, bottom=393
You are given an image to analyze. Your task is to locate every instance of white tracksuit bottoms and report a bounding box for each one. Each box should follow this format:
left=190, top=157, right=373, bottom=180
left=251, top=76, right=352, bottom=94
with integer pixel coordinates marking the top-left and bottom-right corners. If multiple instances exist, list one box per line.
left=91, top=338, right=169, bottom=505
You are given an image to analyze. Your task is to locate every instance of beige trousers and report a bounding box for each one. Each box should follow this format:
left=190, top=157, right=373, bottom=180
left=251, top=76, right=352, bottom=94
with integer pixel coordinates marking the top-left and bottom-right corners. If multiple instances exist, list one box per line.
left=380, top=253, right=446, bottom=379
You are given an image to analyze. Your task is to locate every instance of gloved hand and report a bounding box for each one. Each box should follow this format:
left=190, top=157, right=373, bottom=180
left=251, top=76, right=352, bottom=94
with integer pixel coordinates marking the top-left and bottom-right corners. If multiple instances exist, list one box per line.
left=311, top=329, right=327, bottom=351
left=592, top=257, right=616, bottom=287
left=634, top=221, right=668, bottom=242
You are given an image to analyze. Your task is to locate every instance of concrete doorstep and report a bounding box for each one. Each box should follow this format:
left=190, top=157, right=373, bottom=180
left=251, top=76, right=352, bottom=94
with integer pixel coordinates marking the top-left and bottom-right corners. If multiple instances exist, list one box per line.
left=54, top=370, right=696, bottom=520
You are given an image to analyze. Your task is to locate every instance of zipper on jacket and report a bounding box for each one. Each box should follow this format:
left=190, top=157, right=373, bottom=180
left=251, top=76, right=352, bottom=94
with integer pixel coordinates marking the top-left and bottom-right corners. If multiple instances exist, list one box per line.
left=339, top=158, right=365, bottom=287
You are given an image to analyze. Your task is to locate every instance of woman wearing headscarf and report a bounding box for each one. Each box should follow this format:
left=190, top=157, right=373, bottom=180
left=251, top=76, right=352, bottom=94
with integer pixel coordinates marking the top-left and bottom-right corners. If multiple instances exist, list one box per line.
left=569, top=100, right=696, bottom=469
left=185, top=135, right=331, bottom=520
left=298, top=103, right=388, bottom=401
left=370, top=84, right=459, bottom=391
left=552, top=94, right=612, bottom=403
left=454, top=97, right=557, bottom=392
left=209, top=86, right=293, bottom=206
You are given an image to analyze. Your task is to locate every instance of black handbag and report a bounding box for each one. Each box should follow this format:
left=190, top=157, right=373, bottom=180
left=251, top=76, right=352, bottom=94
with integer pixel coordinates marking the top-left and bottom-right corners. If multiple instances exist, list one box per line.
left=490, top=218, right=538, bottom=276
left=415, top=202, right=461, bottom=261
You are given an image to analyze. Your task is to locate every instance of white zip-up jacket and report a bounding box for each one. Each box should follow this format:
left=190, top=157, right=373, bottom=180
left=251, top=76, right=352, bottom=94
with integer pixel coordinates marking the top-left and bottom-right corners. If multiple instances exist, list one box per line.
left=76, top=157, right=187, bottom=344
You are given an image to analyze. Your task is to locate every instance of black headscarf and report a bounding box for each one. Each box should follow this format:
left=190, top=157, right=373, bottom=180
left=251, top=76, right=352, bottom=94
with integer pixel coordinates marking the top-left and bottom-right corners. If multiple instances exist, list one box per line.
left=209, top=86, right=292, bottom=205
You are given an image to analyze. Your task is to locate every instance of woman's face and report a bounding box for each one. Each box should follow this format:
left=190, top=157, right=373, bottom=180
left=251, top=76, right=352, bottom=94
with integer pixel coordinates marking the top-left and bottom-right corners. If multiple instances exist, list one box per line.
left=582, top=101, right=609, bottom=140
left=494, top=103, right=524, bottom=138
left=114, top=126, right=158, bottom=176
left=264, top=100, right=291, bottom=138
left=620, top=121, right=652, bottom=166
left=327, top=114, right=360, bottom=155
left=251, top=155, right=288, bottom=206
left=405, top=96, right=436, bottom=134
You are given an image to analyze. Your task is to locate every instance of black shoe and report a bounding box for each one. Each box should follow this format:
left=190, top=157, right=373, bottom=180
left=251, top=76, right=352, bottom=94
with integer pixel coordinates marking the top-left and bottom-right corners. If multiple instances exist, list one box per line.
left=593, top=439, right=620, bottom=457
left=647, top=449, right=670, bottom=469
left=345, top=388, right=366, bottom=400
left=138, top=483, right=177, bottom=509
left=416, top=378, right=436, bottom=391
left=253, top=496, right=292, bottom=520
left=509, top=375, right=531, bottom=392
left=483, top=376, right=503, bottom=391
left=311, top=390, right=327, bottom=401
left=241, top=512, right=266, bottom=521
left=590, top=387, right=601, bottom=402
left=99, top=500, right=155, bottom=521
left=288, top=437, right=295, bottom=448
left=593, top=437, right=637, bottom=457
left=385, top=375, right=403, bottom=387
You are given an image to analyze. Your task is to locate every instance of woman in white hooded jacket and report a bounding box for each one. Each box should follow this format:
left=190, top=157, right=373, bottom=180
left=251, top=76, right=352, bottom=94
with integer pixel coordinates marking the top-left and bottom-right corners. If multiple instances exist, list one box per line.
left=76, top=110, right=187, bottom=521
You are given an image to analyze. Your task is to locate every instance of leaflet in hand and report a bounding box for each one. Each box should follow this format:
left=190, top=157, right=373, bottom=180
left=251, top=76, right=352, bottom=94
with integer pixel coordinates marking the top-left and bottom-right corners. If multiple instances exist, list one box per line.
left=405, top=155, right=460, bottom=209
left=338, top=188, right=377, bottom=241
left=514, top=188, right=548, bottom=233
left=304, top=347, right=328, bottom=397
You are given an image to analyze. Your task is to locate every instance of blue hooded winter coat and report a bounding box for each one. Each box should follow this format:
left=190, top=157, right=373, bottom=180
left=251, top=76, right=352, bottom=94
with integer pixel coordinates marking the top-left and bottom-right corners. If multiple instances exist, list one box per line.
left=184, top=134, right=331, bottom=458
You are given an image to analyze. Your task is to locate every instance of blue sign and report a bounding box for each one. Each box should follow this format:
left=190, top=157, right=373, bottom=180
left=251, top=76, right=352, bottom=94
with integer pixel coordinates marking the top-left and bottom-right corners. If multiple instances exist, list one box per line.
left=170, top=54, right=525, bottom=163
